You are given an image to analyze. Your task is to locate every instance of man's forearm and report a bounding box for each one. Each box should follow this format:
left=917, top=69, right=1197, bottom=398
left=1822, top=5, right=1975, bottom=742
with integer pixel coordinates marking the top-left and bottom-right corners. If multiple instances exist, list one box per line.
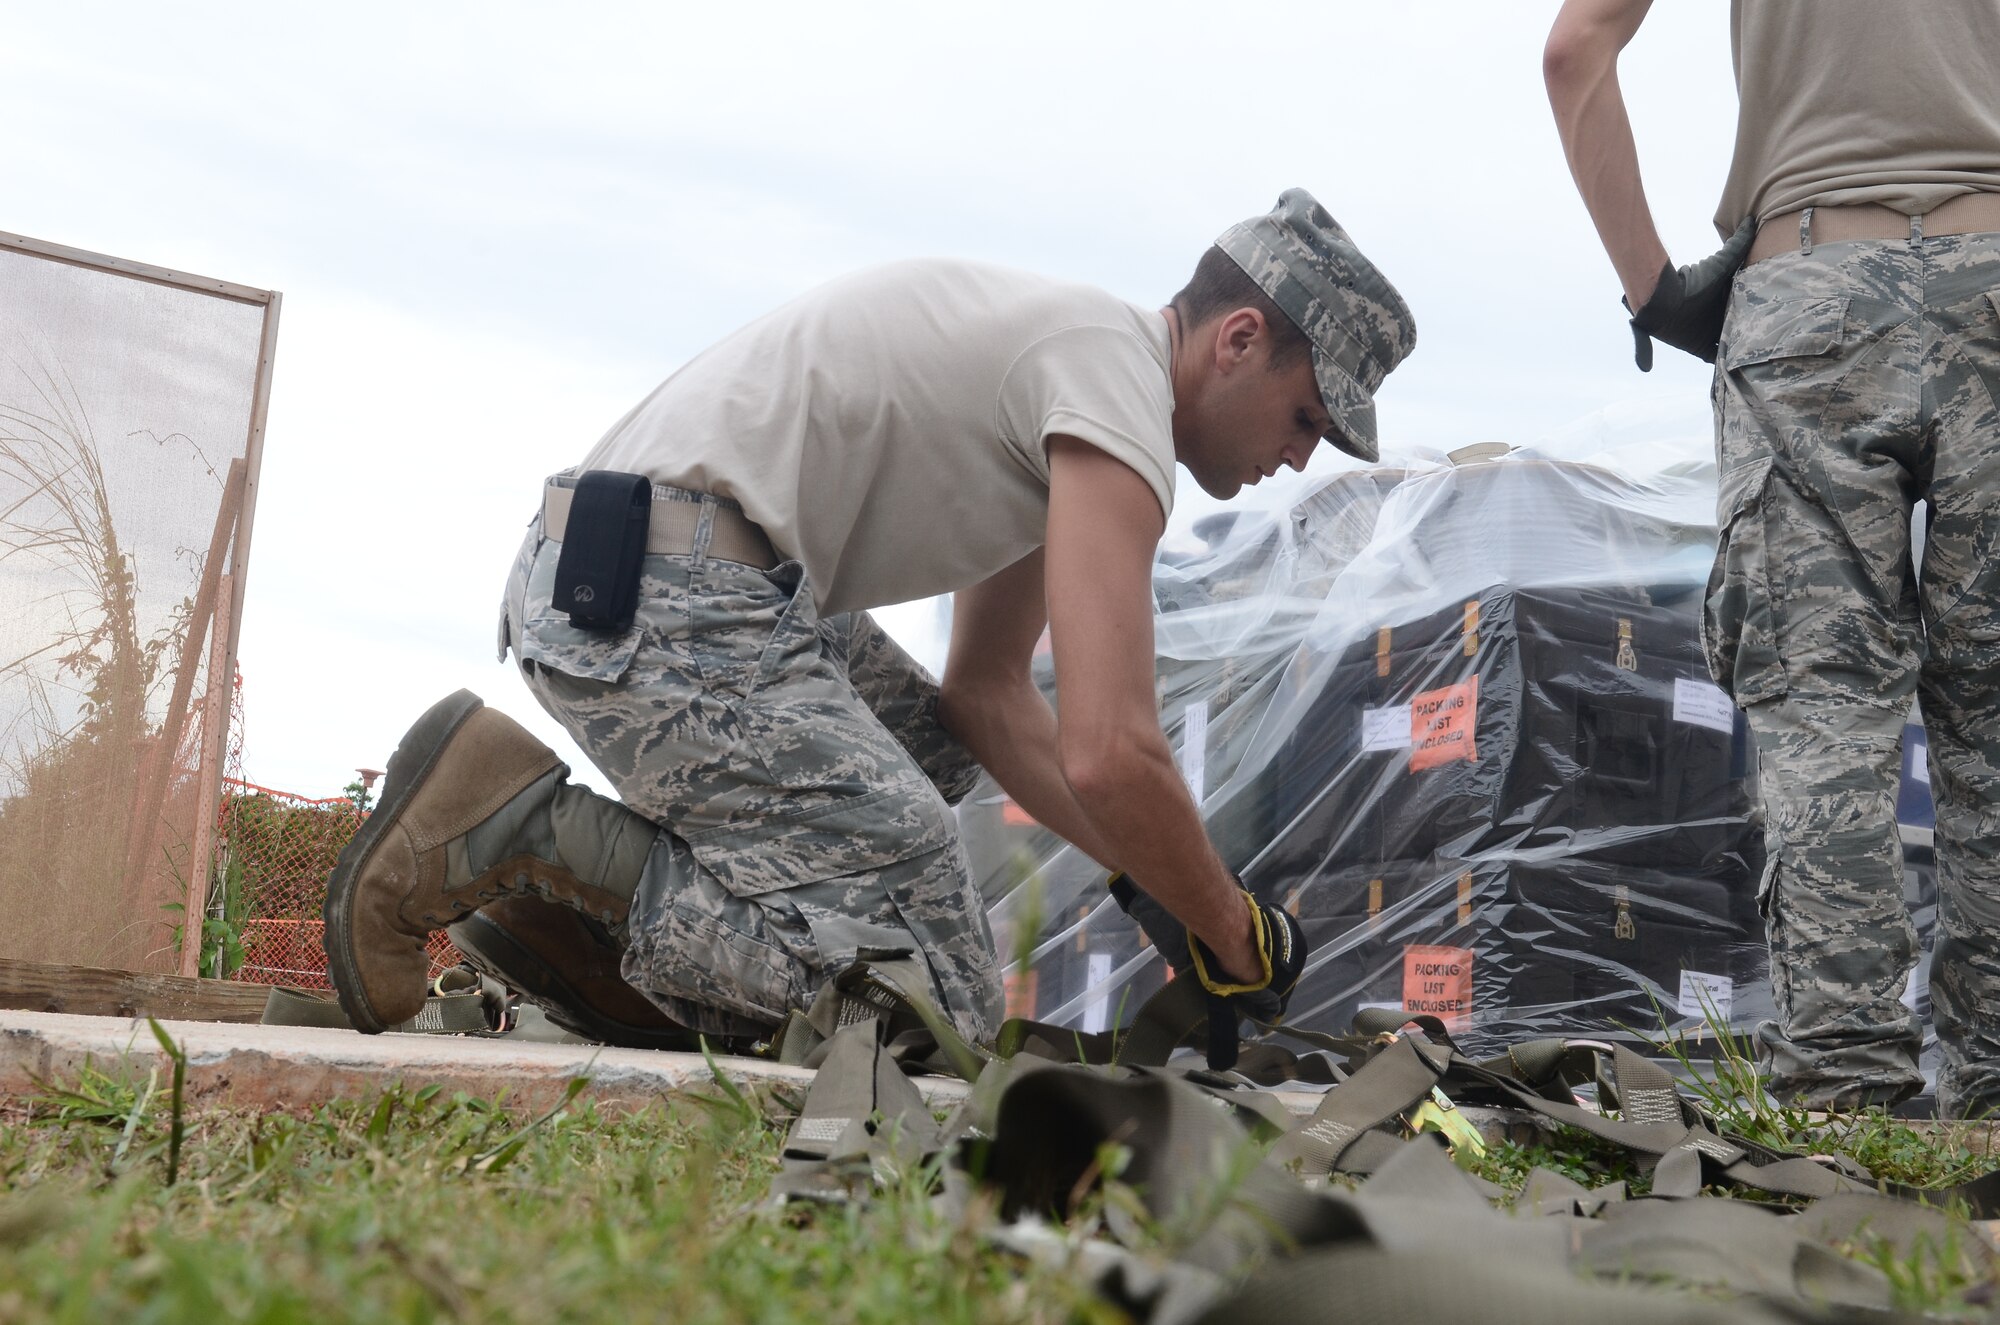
left=1063, top=734, right=1258, bottom=980
left=939, top=675, right=1117, bottom=868
left=940, top=676, right=1257, bottom=980
left=1545, top=0, right=1670, bottom=307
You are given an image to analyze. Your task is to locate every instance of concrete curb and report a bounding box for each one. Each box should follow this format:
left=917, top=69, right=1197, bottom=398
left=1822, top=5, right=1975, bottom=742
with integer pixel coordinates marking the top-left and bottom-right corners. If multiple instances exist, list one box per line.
left=37, top=1010, right=1949, bottom=1161
left=0, top=1009, right=954, bottom=1114
left=0, top=1010, right=1365, bottom=1122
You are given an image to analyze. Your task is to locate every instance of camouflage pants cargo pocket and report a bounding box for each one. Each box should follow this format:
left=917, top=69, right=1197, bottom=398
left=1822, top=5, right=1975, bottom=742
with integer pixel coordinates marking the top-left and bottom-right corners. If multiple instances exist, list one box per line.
left=623, top=832, right=815, bottom=1032
left=507, top=515, right=649, bottom=683
left=1702, top=456, right=1787, bottom=708
left=619, top=830, right=982, bottom=1039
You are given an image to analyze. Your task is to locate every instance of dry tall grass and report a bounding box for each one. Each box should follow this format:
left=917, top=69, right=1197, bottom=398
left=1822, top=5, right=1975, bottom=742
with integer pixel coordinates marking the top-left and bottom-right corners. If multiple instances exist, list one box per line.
left=0, top=354, right=217, bottom=969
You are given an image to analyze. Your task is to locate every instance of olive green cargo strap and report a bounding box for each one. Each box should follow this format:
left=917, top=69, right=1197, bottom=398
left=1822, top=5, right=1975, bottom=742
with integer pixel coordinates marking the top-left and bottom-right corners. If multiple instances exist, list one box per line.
left=260, top=983, right=495, bottom=1036
left=993, top=970, right=1225, bottom=1070
left=803, top=958, right=2000, bottom=1217
left=972, top=1051, right=1979, bottom=1322
left=768, top=958, right=1999, bottom=1220
left=260, top=967, right=525, bottom=1036
left=781, top=1014, right=1968, bottom=1323
left=759, top=962, right=1996, bottom=1323
left=767, top=951, right=989, bottom=1081
left=994, top=967, right=1423, bottom=1076
left=1268, top=1032, right=1452, bottom=1173
left=770, top=1008, right=945, bottom=1205
left=809, top=957, right=1868, bottom=1198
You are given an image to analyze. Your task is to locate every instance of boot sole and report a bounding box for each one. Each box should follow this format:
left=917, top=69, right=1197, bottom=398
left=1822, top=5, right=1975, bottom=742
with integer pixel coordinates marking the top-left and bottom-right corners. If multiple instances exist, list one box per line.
left=448, top=910, right=698, bottom=1052
left=323, top=689, right=487, bottom=1034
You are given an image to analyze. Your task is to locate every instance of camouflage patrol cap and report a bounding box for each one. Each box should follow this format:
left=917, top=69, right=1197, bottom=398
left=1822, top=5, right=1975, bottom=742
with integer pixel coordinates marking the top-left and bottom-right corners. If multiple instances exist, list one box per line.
left=1215, top=188, right=1416, bottom=463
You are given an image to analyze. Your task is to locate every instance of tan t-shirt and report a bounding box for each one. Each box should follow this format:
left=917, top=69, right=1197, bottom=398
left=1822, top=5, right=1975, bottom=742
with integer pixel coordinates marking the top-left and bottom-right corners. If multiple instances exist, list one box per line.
left=1716, top=0, right=2000, bottom=235
left=582, top=259, right=1176, bottom=617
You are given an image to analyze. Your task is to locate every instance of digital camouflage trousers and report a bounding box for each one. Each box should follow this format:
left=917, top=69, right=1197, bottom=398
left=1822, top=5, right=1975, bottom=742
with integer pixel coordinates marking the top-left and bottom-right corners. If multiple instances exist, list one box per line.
left=501, top=489, right=1000, bottom=1042
left=1708, top=228, right=2000, bottom=1115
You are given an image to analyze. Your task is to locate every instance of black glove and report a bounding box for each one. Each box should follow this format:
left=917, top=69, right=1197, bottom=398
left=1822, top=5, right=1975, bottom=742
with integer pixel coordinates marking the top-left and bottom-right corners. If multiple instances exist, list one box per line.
left=1107, top=872, right=1309, bottom=1072
left=1624, top=216, right=1756, bottom=371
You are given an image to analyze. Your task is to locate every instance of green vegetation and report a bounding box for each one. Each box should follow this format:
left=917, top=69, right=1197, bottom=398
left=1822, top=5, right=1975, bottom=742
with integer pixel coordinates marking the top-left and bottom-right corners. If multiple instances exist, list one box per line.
left=1641, top=1002, right=1997, bottom=1190
left=216, top=790, right=359, bottom=916
left=1462, top=1130, right=1651, bottom=1198
left=0, top=1046, right=1105, bottom=1324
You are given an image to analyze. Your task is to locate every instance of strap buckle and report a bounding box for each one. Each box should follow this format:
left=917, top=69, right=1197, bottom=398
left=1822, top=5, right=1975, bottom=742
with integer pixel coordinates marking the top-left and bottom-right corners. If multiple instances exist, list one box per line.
left=1405, top=1085, right=1487, bottom=1156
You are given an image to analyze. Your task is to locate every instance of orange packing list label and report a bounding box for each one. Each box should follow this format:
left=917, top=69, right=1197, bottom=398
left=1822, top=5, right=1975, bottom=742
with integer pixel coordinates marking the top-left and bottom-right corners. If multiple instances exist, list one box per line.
left=1000, top=796, right=1037, bottom=827
left=1403, top=944, right=1473, bottom=1029
left=1409, top=677, right=1478, bottom=771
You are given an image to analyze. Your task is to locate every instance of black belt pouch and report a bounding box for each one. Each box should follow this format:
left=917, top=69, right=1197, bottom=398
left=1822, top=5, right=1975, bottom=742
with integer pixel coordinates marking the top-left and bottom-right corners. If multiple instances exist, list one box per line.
left=553, top=471, right=653, bottom=631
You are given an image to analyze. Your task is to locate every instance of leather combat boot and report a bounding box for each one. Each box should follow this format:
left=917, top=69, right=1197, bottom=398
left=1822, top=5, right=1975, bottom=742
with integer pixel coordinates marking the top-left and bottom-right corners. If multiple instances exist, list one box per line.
left=448, top=895, right=700, bottom=1052
left=323, top=689, right=654, bottom=1034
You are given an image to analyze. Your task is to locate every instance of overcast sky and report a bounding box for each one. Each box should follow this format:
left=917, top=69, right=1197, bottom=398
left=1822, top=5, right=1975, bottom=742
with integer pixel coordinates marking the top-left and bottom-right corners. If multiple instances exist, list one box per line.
left=0, top=2, right=1740, bottom=798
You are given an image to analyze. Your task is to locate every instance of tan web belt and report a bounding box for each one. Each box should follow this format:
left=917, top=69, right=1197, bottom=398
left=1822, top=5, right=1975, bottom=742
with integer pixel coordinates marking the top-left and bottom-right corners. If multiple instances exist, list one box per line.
left=1749, top=191, right=2000, bottom=265
left=542, top=480, right=780, bottom=570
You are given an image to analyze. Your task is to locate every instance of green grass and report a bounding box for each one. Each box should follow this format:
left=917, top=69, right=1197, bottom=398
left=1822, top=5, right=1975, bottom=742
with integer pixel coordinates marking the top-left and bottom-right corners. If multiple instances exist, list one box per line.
left=0, top=1064, right=1112, bottom=1325
left=1462, top=1131, right=1653, bottom=1198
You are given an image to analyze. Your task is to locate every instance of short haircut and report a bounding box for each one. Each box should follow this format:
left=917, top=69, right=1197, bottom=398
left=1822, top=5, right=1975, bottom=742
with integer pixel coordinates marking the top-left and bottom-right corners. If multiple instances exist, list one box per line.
left=1171, top=246, right=1314, bottom=370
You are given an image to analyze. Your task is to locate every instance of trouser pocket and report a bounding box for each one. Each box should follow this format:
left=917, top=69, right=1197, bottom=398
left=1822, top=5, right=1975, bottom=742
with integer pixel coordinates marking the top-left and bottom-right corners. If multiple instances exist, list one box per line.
left=1703, top=457, right=1789, bottom=706
left=514, top=532, right=648, bottom=683
left=623, top=833, right=813, bottom=1029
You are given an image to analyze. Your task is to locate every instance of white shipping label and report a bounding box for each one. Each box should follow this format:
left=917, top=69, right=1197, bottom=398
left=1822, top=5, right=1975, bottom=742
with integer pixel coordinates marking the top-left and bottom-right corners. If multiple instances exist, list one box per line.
left=1677, top=971, right=1735, bottom=1021
left=1362, top=705, right=1414, bottom=752
left=1673, top=678, right=1738, bottom=734
left=1082, top=953, right=1114, bottom=1034
left=1179, top=703, right=1208, bottom=802
left=1912, top=751, right=1932, bottom=786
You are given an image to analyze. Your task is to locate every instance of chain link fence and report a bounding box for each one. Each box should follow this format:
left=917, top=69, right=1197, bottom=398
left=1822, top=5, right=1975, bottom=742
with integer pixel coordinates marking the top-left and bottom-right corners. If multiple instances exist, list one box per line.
left=215, top=778, right=461, bottom=990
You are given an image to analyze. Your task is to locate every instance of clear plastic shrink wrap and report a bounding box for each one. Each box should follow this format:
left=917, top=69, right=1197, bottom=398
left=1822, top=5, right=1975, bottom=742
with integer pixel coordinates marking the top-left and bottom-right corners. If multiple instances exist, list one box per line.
left=966, top=414, right=1796, bottom=1057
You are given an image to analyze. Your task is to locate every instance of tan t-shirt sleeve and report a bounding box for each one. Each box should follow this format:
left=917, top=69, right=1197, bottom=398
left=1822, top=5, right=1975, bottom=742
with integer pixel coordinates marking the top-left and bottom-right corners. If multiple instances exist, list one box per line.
left=997, top=323, right=1177, bottom=522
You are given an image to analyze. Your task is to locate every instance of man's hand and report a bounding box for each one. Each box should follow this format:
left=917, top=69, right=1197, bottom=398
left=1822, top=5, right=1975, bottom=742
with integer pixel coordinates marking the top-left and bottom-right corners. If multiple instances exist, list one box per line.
left=1109, top=872, right=1309, bottom=1071
left=1624, top=216, right=1757, bottom=370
